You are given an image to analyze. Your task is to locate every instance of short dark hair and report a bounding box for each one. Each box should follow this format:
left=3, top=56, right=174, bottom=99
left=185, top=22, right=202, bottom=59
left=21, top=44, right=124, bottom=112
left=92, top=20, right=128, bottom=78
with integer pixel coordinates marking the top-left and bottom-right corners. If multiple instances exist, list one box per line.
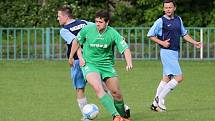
left=95, top=10, right=110, bottom=22
left=58, top=5, right=73, bottom=18
left=163, top=0, right=176, bottom=6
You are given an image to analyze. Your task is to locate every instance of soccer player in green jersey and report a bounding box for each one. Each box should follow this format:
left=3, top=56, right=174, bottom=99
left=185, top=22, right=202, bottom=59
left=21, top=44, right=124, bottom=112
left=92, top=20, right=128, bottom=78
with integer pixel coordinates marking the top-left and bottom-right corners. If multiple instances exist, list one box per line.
left=68, top=10, right=132, bottom=121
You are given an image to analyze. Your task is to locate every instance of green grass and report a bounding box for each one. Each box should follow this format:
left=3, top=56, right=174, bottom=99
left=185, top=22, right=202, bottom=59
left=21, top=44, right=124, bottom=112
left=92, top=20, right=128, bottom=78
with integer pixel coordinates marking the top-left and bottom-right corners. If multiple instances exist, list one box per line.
left=0, top=60, right=215, bottom=121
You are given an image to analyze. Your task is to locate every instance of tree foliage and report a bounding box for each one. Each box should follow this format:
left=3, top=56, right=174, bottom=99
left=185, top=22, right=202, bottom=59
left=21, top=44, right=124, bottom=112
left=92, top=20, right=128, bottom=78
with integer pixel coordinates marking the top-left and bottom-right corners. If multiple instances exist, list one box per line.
left=0, top=0, right=214, bottom=27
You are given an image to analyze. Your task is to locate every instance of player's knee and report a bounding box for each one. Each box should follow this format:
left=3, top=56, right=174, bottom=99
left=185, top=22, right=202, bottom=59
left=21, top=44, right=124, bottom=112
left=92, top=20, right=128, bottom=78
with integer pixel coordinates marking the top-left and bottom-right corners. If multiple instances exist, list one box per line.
left=76, top=88, right=85, bottom=93
left=111, top=91, right=123, bottom=100
left=76, top=88, right=85, bottom=98
left=175, top=75, right=183, bottom=83
left=178, top=78, right=183, bottom=83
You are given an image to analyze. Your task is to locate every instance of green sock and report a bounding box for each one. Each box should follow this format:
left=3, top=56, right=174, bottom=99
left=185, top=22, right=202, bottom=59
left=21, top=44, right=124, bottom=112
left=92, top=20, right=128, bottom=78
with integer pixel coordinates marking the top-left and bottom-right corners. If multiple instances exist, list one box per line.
left=114, top=100, right=126, bottom=117
left=99, top=93, right=119, bottom=117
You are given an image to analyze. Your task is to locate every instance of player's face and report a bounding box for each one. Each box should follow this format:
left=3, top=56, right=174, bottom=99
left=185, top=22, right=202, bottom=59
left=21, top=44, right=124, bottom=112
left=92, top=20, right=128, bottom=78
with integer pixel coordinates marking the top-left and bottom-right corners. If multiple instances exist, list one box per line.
left=95, top=17, right=108, bottom=32
left=57, top=11, right=68, bottom=25
left=163, top=2, right=176, bottom=18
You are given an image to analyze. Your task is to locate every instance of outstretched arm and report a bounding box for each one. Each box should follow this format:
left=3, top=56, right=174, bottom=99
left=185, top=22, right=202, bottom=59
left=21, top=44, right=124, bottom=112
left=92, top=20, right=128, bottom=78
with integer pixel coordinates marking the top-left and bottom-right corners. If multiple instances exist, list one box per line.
left=68, top=39, right=80, bottom=66
left=183, top=34, right=202, bottom=48
left=123, top=48, right=133, bottom=71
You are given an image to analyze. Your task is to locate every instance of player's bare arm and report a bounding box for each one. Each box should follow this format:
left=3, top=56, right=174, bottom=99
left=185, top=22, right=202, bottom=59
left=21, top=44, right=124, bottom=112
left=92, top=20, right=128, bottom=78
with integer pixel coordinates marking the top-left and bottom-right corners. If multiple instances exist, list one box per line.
left=124, top=48, right=133, bottom=71
left=183, top=34, right=202, bottom=48
left=77, top=47, right=85, bottom=66
left=149, top=36, right=170, bottom=48
left=69, top=39, right=80, bottom=66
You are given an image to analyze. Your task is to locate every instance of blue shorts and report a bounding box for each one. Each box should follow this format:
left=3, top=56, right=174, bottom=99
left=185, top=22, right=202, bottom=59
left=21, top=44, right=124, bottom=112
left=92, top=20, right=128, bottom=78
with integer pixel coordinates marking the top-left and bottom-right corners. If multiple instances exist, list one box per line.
left=160, top=49, right=182, bottom=76
left=70, top=60, right=86, bottom=89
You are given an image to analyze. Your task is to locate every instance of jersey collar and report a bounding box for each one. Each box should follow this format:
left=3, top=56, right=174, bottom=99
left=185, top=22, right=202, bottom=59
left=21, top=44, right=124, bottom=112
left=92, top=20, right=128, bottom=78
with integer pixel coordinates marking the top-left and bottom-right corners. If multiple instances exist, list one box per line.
left=97, top=26, right=108, bottom=36
left=163, top=15, right=175, bottom=20
left=65, top=19, right=75, bottom=25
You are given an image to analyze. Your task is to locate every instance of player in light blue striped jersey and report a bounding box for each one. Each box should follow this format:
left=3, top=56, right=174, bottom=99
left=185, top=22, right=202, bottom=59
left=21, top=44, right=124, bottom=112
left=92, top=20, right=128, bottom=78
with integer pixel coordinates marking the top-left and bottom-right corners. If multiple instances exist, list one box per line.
left=147, top=0, right=202, bottom=112
left=57, top=6, right=92, bottom=121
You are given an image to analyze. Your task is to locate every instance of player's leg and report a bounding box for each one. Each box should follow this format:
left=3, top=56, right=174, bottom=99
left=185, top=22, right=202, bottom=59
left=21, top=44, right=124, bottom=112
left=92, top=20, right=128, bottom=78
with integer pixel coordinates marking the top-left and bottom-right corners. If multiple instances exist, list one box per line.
left=81, top=64, right=122, bottom=120
left=151, top=76, right=169, bottom=111
left=103, top=81, right=131, bottom=119
left=85, top=72, right=121, bottom=118
left=71, top=60, right=88, bottom=120
left=76, top=89, right=89, bottom=121
left=157, top=75, right=182, bottom=111
left=105, top=77, right=130, bottom=119
left=156, top=49, right=182, bottom=111
left=159, top=75, right=183, bottom=101
left=100, top=65, right=130, bottom=120
left=102, top=81, right=112, bottom=95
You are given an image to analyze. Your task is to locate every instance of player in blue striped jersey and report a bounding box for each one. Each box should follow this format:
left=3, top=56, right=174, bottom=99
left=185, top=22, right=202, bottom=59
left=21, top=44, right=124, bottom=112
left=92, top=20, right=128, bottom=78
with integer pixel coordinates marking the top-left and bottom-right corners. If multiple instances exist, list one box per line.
left=57, top=6, right=92, bottom=121
left=147, top=0, right=202, bottom=112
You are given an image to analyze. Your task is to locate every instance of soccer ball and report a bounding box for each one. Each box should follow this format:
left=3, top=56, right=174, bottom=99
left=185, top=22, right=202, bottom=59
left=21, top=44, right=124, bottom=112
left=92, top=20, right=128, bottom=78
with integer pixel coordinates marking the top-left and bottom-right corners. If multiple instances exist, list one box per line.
left=83, top=104, right=99, bottom=120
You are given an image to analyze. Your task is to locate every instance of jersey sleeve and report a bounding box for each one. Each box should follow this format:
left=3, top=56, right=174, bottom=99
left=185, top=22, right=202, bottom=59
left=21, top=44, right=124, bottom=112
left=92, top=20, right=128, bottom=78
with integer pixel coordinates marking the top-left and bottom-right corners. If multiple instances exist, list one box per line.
left=113, top=30, right=128, bottom=54
left=178, top=17, right=188, bottom=36
left=147, top=18, right=163, bottom=37
left=76, top=25, right=88, bottom=45
left=60, top=28, right=76, bottom=44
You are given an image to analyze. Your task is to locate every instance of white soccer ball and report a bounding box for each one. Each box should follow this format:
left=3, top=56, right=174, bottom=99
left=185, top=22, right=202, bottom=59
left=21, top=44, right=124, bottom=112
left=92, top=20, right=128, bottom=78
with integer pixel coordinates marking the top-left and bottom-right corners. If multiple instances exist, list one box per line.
left=83, top=104, right=99, bottom=120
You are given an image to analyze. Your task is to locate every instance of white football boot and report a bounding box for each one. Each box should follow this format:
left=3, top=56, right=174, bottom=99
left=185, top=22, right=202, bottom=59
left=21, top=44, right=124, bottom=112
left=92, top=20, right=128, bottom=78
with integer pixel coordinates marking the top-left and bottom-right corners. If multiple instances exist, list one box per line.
left=157, top=97, right=166, bottom=112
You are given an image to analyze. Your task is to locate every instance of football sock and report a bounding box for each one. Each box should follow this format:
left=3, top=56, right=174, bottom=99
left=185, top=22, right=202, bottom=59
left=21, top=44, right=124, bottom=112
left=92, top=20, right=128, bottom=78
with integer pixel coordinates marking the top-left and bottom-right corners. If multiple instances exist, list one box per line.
left=159, top=78, right=178, bottom=100
left=100, top=93, right=119, bottom=117
left=114, top=100, right=126, bottom=117
left=153, top=80, right=167, bottom=105
left=77, top=97, right=88, bottom=116
left=156, top=80, right=167, bottom=97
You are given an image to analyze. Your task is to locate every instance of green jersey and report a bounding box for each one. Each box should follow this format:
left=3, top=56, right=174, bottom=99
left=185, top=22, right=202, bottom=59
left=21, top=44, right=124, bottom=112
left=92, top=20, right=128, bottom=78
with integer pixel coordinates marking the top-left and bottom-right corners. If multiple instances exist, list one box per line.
left=76, top=24, right=128, bottom=66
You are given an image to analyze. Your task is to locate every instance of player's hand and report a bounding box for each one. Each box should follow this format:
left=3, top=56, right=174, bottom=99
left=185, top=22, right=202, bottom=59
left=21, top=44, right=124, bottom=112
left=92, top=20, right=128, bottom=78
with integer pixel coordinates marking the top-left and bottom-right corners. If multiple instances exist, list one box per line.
left=68, top=57, right=74, bottom=67
left=126, top=64, right=133, bottom=71
left=162, top=39, right=170, bottom=48
left=194, top=41, right=202, bottom=48
left=79, top=57, right=85, bottom=67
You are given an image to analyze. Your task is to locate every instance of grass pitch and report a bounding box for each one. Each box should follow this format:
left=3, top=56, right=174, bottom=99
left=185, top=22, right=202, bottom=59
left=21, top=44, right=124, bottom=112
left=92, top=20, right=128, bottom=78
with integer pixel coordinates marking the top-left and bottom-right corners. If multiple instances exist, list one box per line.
left=0, top=60, right=215, bottom=121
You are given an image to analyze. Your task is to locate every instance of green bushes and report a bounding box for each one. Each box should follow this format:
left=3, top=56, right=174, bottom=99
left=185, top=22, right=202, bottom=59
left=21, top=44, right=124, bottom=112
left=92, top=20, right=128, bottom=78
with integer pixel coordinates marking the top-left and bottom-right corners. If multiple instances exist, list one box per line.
left=0, top=0, right=214, bottom=27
